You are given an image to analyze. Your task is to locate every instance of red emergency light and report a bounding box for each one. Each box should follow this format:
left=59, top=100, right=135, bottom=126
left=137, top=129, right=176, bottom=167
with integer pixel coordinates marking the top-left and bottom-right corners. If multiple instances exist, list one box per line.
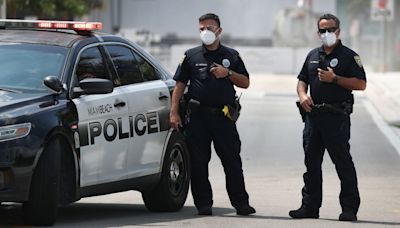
left=0, top=19, right=102, bottom=32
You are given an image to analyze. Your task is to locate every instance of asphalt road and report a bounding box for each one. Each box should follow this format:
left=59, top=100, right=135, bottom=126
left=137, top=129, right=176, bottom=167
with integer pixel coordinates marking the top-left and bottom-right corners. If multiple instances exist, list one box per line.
left=1, top=75, right=400, bottom=227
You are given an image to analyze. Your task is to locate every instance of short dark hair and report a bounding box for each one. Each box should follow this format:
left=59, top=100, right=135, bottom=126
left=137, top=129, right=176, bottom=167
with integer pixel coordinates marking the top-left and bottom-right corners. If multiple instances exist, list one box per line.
left=318, top=13, right=340, bottom=28
left=199, top=13, right=221, bottom=27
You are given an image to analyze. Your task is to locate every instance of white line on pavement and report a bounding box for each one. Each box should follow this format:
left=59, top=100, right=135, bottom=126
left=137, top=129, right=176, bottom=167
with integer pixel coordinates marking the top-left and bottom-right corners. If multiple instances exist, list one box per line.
left=363, top=99, right=400, bottom=156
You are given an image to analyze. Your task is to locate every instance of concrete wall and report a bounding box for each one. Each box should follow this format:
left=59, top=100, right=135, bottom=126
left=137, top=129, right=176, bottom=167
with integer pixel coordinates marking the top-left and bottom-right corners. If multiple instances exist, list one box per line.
left=168, top=45, right=311, bottom=75
left=95, top=0, right=335, bottom=39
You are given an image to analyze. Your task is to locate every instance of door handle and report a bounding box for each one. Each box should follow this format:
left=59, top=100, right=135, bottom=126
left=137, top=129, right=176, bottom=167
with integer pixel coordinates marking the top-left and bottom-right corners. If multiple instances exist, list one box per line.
left=158, top=92, right=168, bottom=100
left=114, top=100, right=126, bottom=108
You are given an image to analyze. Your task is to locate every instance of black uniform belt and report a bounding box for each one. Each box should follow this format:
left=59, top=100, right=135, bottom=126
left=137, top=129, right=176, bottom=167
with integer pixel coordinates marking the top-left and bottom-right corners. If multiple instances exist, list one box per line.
left=187, top=99, right=223, bottom=114
left=198, top=105, right=223, bottom=114
left=311, top=101, right=352, bottom=116
left=296, top=96, right=354, bottom=121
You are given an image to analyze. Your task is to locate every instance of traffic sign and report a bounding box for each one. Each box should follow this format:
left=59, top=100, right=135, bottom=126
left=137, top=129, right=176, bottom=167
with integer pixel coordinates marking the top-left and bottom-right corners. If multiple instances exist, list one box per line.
left=371, top=0, right=394, bottom=21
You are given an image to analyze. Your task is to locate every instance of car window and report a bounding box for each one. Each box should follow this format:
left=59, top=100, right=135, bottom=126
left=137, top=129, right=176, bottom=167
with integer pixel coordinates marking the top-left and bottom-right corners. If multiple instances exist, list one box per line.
left=0, top=43, right=67, bottom=92
left=76, top=47, right=109, bottom=81
left=132, top=52, right=159, bottom=81
left=105, top=45, right=144, bottom=85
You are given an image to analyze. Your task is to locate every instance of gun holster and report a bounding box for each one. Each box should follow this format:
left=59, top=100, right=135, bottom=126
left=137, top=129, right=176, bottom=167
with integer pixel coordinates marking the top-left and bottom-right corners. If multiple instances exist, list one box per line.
left=223, top=96, right=242, bottom=122
left=296, top=101, right=307, bottom=122
left=186, top=99, right=201, bottom=114
left=178, top=94, right=190, bottom=131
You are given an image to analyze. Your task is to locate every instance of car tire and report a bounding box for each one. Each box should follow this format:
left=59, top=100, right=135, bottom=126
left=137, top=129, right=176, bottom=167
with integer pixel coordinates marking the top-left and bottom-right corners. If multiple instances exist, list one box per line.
left=142, top=132, right=190, bottom=212
left=22, top=138, right=61, bottom=226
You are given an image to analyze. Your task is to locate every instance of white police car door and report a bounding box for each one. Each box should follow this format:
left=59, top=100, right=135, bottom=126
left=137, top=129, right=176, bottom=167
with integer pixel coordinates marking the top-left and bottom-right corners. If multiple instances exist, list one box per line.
left=104, top=45, right=170, bottom=178
left=123, top=80, right=170, bottom=177
left=73, top=46, right=129, bottom=187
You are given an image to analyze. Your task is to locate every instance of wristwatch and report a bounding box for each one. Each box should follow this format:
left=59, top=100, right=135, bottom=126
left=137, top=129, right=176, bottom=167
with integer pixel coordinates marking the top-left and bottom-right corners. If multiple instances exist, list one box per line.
left=227, top=69, right=233, bottom=78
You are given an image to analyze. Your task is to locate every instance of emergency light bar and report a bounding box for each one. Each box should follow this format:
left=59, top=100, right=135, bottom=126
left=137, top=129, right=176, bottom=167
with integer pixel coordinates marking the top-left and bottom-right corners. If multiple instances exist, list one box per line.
left=0, top=19, right=102, bottom=32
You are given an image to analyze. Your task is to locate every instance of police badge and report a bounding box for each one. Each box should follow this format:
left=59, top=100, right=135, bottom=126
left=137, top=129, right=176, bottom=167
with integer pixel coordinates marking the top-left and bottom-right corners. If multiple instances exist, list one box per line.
left=222, top=58, right=230, bottom=68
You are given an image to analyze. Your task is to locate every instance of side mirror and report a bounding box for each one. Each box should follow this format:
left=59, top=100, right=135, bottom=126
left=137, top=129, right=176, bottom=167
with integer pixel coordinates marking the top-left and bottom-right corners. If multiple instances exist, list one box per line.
left=43, top=76, right=64, bottom=94
left=72, top=78, right=113, bottom=98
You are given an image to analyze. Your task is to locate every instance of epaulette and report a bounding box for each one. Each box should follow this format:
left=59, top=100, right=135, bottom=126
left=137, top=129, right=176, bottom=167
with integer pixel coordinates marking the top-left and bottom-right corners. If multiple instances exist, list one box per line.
left=185, top=46, right=203, bottom=59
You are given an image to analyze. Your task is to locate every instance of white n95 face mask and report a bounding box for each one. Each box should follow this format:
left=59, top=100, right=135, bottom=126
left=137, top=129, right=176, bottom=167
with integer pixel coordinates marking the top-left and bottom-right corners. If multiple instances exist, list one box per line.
left=320, top=32, right=337, bottom=47
left=200, top=30, right=216, bottom=45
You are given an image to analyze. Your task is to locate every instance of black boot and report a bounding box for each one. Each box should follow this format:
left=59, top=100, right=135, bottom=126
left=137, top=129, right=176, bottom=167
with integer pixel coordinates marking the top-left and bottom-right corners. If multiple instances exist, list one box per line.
left=339, top=211, right=357, bottom=221
left=236, top=205, right=256, bottom=216
left=289, top=206, right=319, bottom=219
left=197, top=206, right=212, bottom=216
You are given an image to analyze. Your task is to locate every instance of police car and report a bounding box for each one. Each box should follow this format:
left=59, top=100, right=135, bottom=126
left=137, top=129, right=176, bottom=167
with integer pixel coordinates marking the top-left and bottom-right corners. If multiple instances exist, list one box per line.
left=0, top=19, right=190, bottom=226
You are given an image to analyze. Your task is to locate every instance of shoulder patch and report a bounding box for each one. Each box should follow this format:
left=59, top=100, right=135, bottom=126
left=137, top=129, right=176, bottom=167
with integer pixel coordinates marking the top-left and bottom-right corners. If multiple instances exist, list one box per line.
left=179, top=54, right=186, bottom=65
left=354, top=55, right=363, bottom=68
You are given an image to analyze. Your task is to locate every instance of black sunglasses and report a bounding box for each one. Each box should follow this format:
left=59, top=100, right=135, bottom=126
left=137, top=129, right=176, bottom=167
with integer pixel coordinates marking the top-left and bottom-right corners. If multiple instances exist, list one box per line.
left=199, top=25, right=218, bottom=31
left=318, top=27, right=338, bottom=33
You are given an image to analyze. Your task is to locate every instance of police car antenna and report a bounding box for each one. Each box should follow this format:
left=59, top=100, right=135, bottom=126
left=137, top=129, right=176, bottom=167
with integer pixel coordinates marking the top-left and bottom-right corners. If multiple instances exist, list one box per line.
left=237, top=93, right=243, bottom=100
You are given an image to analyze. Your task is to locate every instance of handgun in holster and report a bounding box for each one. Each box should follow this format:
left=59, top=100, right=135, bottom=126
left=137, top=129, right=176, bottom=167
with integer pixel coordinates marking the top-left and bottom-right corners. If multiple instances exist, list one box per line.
left=178, top=93, right=190, bottom=132
left=341, top=94, right=354, bottom=115
left=296, top=101, right=307, bottom=122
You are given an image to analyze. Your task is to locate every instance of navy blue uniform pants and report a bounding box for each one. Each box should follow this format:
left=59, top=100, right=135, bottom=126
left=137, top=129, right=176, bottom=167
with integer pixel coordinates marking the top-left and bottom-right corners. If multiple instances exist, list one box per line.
left=186, top=110, right=249, bottom=209
left=302, top=114, right=360, bottom=213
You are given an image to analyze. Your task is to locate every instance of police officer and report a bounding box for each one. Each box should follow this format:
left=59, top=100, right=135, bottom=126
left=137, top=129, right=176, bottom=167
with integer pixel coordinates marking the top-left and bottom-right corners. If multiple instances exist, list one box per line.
left=170, top=13, right=255, bottom=216
left=289, top=14, right=366, bottom=221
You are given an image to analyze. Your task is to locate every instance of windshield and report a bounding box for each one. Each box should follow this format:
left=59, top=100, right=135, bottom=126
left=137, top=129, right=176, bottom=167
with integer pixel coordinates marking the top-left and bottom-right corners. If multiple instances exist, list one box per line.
left=0, top=43, right=67, bottom=92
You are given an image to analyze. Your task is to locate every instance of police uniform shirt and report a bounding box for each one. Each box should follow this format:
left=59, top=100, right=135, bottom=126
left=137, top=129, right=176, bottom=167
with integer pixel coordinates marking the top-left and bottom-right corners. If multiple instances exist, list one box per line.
left=174, top=44, right=249, bottom=107
left=298, top=40, right=366, bottom=104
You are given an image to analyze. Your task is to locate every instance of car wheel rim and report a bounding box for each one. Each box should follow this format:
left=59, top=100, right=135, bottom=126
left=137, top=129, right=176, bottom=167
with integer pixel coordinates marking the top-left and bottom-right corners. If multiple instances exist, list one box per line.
left=168, top=145, right=185, bottom=196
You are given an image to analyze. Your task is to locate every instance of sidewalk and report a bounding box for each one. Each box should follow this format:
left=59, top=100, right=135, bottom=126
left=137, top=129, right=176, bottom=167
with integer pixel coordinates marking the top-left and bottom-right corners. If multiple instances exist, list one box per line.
left=364, top=71, right=400, bottom=126
left=245, top=72, right=400, bottom=127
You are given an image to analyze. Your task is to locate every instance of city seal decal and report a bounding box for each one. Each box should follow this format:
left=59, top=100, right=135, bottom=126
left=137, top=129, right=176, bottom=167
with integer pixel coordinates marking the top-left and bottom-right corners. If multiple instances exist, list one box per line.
left=330, top=58, right=338, bottom=67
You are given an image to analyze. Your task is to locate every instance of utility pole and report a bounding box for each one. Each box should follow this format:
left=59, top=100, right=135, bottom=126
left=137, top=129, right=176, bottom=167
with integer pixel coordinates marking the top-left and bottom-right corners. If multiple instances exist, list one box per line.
left=1, top=0, right=6, bottom=19
left=110, top=0, right=122, bottom=34
left=382, top=9, right=388, bottom=72
left=371, top=0, right=394, bottom=72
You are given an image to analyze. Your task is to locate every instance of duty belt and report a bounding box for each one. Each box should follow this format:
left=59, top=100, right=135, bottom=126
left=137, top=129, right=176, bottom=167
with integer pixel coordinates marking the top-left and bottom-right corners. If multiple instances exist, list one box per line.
left=296, top=95, right=354, bottom=121
left=198, top=105, right=223, bottom=114
left=188, top=99, right=223, bottom=115
left=310, top=101, right=353, bottom=116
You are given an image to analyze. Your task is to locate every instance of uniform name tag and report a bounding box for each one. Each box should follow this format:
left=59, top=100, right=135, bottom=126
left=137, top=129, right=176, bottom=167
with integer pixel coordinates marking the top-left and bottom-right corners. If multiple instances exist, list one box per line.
left=195, top=63, right=208, bottom=67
